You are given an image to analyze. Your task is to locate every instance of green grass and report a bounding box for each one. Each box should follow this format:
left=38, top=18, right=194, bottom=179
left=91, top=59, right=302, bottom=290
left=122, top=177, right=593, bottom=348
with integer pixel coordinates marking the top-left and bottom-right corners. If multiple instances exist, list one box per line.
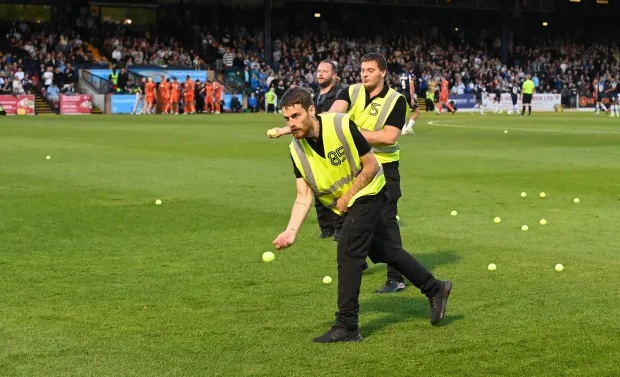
left=1, top=112, right=619, bottom=376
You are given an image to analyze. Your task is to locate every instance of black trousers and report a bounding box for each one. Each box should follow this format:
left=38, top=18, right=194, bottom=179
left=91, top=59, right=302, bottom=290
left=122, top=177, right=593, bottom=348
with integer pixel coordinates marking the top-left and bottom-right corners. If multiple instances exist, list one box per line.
left=382, top=163, right=405, bottom=282
left=315, top=163, right=405, bottom=282
left=335, top=188, right=439, bottom=330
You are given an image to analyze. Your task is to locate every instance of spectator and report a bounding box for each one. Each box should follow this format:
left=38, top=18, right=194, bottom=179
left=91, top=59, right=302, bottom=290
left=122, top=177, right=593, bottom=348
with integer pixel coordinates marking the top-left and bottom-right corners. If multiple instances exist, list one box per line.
left=230, top=95, right=242, bottom=112
left=12, top=75, right=24, bottom=95
left=47, top=82, right=60, bottom=100
left=248, top=92, right=258, bottom=112
left=42, top=66, right=54, bottom=89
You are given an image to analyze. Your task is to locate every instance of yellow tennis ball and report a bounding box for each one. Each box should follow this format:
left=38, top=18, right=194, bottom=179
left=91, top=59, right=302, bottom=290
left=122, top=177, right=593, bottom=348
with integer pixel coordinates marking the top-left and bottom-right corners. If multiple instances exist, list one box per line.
left=262, top=251, right=275, bottom=262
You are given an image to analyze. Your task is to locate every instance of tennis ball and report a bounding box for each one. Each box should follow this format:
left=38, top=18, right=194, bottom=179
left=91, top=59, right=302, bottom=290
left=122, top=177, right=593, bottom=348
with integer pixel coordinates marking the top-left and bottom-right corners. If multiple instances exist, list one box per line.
left=555, top=263, right=564, bottom=272
left=451, top=210, right=457, bottom=216
left=573, top=198, right=580, bottom=203
left=521, top=225, right=529, bottom=231
left=395, top=215, right=400, bottom=221
left=494, top=217, right=501, bottom=223
left=322, top=276, right=332, bottom=284
left=504, top=130, right=508, bottom=134
left=155, top=199, right=162, bottom=205
left=46, top=155, right=51, bottom=160
left=267, top=128, right=278, bottom=137
left=521, top=192, right=527, bottom=198
left=488, top=263, right=497, bottom=271
left=539, top=192, right=546, bottom=198
left=262, top=251, right=275, bottom=262
left=540, top=219, right=547, bottom=225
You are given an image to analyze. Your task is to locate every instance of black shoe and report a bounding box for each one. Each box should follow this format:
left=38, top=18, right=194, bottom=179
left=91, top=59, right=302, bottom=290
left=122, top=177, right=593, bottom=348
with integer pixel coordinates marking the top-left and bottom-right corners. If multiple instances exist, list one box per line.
left=333, top=229, right=341, bottom=241
left=374, top=279, right=406, bottom=294
left=313, top=326, right=363, bottom=343
left=319, top=228, right=335, bottom=238
left=429, top=280, right=452, bottom=325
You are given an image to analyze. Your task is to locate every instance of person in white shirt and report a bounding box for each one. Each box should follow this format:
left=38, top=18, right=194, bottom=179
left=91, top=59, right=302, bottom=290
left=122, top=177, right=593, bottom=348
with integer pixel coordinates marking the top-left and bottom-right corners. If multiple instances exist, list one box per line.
left=14, top=68, right=25, bottom=81
left=12, top=77, right=24, bottom=95
left=42, top=67, right=54, bottom=88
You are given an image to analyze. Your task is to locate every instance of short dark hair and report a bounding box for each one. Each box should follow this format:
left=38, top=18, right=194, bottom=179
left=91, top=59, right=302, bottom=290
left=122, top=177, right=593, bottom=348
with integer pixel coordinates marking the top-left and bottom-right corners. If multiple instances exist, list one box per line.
left=279, top=86, right=314, bottom=111
left=361, top=53, right=387, bottom=72
left=319, top=60, right=337, bottom=73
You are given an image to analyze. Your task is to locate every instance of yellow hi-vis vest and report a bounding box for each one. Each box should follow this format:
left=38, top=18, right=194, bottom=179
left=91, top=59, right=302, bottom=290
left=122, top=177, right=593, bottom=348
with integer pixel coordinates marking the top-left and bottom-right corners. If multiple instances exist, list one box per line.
left=289, top=113, right=386, bottom=215
left=346, top=83, right=404, bottom=164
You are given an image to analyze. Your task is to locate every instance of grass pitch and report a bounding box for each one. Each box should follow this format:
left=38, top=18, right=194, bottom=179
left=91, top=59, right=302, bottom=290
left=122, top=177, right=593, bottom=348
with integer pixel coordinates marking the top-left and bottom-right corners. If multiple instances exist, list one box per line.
left=1, top=112, right=619, bottom=376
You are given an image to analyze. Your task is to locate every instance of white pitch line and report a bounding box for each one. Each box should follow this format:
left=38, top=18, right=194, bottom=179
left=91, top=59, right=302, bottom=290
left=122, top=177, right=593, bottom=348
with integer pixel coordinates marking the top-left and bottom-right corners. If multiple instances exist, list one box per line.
left=427, top=120, right=620, bottom=135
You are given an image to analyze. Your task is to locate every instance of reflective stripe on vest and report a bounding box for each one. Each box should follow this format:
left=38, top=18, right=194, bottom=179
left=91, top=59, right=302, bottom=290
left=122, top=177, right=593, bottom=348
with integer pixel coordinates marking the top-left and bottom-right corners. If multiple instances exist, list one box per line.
left=291, top=114, right=356, bottom=199
left=373, top=90, right=401, bottom=131
left=292, top=114, right=385, bottom=210
left=350, top=84, right=363, bottom=106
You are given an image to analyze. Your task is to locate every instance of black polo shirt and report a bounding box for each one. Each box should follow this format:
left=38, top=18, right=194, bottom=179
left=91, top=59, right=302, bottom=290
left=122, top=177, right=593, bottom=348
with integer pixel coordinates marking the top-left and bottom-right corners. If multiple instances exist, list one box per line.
left=335, top=84, right=407, bottom=130
left=314, top=83, right=344, bottom=114
left=292, top=117, right=371, bottom=179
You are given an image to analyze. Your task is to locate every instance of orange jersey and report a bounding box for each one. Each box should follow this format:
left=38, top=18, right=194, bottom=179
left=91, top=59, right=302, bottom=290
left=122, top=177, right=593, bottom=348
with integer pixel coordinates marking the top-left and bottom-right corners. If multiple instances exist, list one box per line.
left=170, top=82, right=181, bottom=98
left=159, top=82, right=170, bottom=98
left=440, top=79, right=449, bottom=94
left=205, top=83, right=213, bottom=95
left=214, top=84, right=222, bottom=99
left=146, top=82, right=156, bottom=95
left=185, top=80, right=195, bottom=95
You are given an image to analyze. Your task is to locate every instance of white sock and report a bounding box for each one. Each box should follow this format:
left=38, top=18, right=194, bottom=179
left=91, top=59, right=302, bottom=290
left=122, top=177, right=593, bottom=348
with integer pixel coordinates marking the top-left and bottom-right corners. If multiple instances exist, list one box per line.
left=407, top=119, right=415, bottom=129
left=601, top=103, right=608, bottom=111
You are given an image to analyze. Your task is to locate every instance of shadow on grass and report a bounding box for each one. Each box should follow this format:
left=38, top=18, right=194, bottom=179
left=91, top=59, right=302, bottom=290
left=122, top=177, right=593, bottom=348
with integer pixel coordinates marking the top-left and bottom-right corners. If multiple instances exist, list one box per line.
left=359, top=295, right=464, bottom=337
left=360, top=293, right=465, bottom=337
left=360, top=250, right=463, bottom=337
left=363, top=249, right=462, bottom=279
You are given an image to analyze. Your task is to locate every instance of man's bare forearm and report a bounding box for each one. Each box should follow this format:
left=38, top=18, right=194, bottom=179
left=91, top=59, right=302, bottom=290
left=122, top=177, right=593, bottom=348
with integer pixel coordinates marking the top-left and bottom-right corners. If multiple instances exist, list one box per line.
left=341, top=164, right=379, bottom=204
left=285, top=194, right=313, bottom=234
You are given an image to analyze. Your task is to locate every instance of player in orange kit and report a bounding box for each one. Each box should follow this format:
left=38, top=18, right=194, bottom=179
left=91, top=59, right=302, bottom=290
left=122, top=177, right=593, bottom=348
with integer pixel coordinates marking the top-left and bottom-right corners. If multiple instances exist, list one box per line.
left=205, top=80, right=214, bottom=113
left=170, top=78, right=181, bottom=114
left=438, top=75, right=456, bottom=114
left=213, top=81, right=222, bottom=114
left=145, top=77, right=156, bottom=115
left=184, top=75, right=195, bottom=114
left=159, top=76, right=170, bottom=114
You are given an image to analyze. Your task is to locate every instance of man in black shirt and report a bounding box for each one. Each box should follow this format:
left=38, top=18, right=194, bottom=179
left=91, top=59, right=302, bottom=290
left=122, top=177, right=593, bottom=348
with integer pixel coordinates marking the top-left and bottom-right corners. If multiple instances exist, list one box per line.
left=270, top=60, right=346, bottom=240
left=273, top=87, right=452, bottom=343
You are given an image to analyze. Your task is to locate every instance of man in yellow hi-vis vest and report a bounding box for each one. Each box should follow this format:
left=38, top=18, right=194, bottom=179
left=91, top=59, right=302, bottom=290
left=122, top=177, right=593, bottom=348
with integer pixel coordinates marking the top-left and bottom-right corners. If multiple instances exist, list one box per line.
left=268, top=54, right=411, bottom=295
left=272, top=87, right=451, bottom=343
left=329, top=53, right=410, bottom=294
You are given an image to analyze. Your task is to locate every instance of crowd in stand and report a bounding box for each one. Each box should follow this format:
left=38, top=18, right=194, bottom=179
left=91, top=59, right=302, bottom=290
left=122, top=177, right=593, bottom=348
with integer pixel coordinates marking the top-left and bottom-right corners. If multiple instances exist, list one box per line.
left=1, top=20, right=97, bottom=110
left=3, top=12, right=619, bottom=113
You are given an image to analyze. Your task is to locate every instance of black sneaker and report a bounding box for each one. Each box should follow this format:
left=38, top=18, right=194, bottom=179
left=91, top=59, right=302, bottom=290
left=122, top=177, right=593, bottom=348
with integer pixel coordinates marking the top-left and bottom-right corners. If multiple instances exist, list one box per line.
left=429, top=280, right=452, bottom=325
left=319, top=228, right=335, bottom=239
left=333, top=229, right=341, bottom=241
left=374, top=279, right=406, bottom=294
left=313, top=326, right=363, bottom=343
